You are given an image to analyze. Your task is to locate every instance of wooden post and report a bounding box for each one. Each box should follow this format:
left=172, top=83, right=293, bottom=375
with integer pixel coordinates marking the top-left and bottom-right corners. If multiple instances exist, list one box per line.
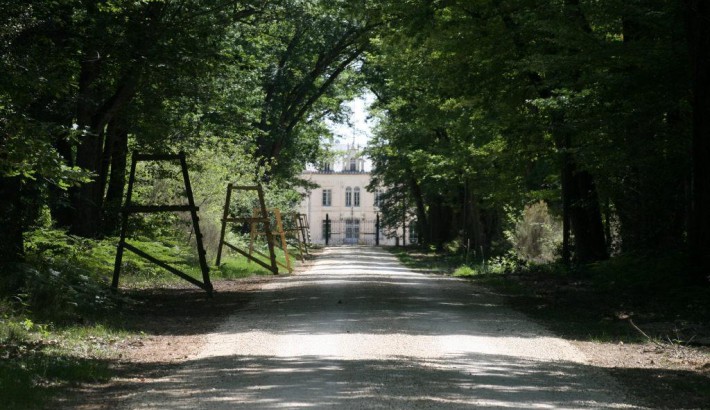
left=112, top=151, right=138, bottom=290
left=273, top=208, right=292, bottom=272
left=216, top=183, right=232, bottom=266
left=179, top=152, right=212, bottom=292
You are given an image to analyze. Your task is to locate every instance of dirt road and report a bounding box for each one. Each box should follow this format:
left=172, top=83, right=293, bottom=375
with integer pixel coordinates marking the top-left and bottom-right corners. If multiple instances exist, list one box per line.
left=124, top=246, right=639, bottom=409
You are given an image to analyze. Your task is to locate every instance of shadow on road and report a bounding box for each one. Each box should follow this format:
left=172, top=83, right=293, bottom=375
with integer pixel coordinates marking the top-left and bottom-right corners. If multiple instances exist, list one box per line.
left=98, top=352, right=709, bottom=409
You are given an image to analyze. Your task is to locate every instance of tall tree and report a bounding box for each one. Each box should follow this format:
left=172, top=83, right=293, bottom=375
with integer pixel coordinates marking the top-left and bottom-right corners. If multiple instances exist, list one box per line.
left=365, top=0, right=691, bottom=265
left=684, top=0, right=710, bottom=283
left=254, top=0, right=377, bottom=180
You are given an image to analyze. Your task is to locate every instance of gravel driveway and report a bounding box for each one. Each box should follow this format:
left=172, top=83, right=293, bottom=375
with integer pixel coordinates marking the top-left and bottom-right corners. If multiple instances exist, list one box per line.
left=124, top=246, right=640, bottom=409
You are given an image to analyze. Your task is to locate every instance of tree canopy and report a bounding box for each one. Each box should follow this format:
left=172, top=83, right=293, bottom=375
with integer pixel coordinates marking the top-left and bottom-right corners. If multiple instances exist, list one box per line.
left=365, top=0, right=707, bottom=282
left=1, top=0, right=708, bottom=283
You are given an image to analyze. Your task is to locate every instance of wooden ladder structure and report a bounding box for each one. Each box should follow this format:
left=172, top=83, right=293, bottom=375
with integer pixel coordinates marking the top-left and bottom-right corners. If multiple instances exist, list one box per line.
left=296, top=213, right=311, bottom=255
left=215, top=184, right=279, bottom=274
left=112, top=152, right=213, bottom=294
left=280, top=212, right=310, bottom=262
left=249, top=208, right=293, bottom=273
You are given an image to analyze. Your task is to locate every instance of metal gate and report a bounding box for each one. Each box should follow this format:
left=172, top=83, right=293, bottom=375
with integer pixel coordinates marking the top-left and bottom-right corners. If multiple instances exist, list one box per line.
left=344, top=218, right=359, bottom=244
left=324, top=217, right=381, bottom=246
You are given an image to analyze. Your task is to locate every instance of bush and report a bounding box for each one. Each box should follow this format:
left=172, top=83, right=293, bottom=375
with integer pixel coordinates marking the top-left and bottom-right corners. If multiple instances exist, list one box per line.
left=0, top=229, right=122, bottom=323
left=508, top=201, right=562, bottom=263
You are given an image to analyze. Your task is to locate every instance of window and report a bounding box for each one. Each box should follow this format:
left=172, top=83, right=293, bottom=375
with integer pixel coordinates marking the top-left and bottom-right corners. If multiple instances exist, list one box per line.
left=322, top=189, right=332, bottom=206
left=321, top=162, right=331, bottom=172
left=349, top=158, right=357, bottom=172
left=374, top=190, right=383, bottom=207
left=354, top=187, right=360, bottom=207
left=345, top=187, right=352, bottom=207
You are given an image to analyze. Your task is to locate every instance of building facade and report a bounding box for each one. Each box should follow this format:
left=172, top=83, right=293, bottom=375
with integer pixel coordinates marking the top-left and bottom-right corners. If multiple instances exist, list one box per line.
left=299, top=145, right=403, bottom=245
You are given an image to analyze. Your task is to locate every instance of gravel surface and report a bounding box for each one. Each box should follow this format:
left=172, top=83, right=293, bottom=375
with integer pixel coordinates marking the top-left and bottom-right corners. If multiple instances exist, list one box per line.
left=122, top=246, right=641, bottom=409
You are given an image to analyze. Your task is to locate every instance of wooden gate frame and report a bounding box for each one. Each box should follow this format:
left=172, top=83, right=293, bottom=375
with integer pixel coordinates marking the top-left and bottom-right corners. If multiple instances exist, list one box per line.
left=296, top=213, right=311, bottom=255
left=215, top=184, right=279, bottom=274
left=281, top=212, right=310, bottom=262
left=112, top=152, right=213, bottom=294
left=249, top=208, right=293, bottom=273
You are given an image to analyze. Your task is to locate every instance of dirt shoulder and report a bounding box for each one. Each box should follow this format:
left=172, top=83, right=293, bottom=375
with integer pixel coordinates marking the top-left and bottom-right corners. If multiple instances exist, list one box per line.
left=572, top=340, right=710, bottom=409
left=59, top=254, right=319, bottom=409
left=486, top=282, right=710, bottom=408
left=57, top=277, right=270, bottom=409
left=492, top=274, right=710, bottom=409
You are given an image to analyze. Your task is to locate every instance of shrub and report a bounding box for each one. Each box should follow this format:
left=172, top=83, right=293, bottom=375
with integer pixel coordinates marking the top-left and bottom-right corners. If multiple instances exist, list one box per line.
left=1, top=229, right=123, bottom=323
left=508, top=201, right=562, bottom=263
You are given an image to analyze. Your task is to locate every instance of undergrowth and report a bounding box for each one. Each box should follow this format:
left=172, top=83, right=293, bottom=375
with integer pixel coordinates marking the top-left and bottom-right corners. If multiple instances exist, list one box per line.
left=392, top=246, right=710, bottom=343
left=0, top=227, right=295, bottom=408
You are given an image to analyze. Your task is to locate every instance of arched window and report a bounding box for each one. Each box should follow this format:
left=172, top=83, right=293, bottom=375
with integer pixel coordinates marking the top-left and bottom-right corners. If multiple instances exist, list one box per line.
left=353, top=187, right=360, bottom=207
left=345, top=187, right=352, bottom=207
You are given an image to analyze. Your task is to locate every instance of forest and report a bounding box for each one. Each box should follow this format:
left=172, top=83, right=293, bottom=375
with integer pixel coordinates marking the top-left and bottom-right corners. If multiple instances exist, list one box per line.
left=1, top=0, right=709, bottom=406
left=2, top=0, right=708, bottom=272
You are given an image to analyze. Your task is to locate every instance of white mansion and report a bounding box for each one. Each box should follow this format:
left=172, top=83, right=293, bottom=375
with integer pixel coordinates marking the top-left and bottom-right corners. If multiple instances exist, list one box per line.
left=299, top=145, right=410, bottom=245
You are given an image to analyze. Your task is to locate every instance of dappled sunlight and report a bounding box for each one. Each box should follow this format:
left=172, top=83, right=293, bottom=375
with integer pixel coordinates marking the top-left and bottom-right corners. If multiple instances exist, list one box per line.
left=125, top=354, right=635, bottom=409
left=211, top=248, right=534, bottom=338
left=199, top=331, right=587, bottom=363
left=123, top=246, right=638, bottom=409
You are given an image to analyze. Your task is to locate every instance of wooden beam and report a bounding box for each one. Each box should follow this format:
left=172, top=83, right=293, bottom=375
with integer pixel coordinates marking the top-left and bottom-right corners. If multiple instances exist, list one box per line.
left=123, top=242, right=209, bottom=290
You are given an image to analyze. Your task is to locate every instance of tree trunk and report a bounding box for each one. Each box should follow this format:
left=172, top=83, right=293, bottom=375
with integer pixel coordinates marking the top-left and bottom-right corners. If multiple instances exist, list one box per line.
left=103, top=116, right=129, bottom=235
left=69, top=57, right=140, bottom=238
left=561, top=143, right=572, bottom=265
left=69, top=54, right=104, bottom=237
left=556, top=130, right=607, bottom=264
left=462, top=191, right=486, bottom=254
left=70, top=129, right=105, bottom=238
left=684, top=0, right=710, bottom=283
left=48, top=133, right=75, bottom=228
left=0, top=175, right=25, bottom=265
left=428, top=198, right=454, bottom=251
left=408, top=175, right=429, bottom=245
left=569, top=168, right=608, bottom=263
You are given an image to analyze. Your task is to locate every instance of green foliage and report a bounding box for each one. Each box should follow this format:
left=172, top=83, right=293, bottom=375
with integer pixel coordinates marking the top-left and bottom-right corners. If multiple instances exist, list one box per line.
left=508, top=201, right=562, bottom=263
left=218, top=250, right=292, bottom=278
left=366, top=0, right=692, bottom=261
left=249, top=0, right=378, bottom=179
left=0, top=223, right=295, bottom=408
left=1, top=229, right=119, bottom=322
left=586, top=252, right=697, bottom=297
left=452, top=265, right=478, bottom=277
left=0, top=313, right=117, bottom=410
left=0, top=350, right=111, bottom=410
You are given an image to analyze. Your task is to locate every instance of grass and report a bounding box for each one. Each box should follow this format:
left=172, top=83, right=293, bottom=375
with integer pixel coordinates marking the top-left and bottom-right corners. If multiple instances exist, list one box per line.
left=0, top=227, right=302, bottom=408
left=218, top=256, right=275, bottom=278
left=110, top=236, right=298, bottom=286
left=0, top=316, right=120, bottom=409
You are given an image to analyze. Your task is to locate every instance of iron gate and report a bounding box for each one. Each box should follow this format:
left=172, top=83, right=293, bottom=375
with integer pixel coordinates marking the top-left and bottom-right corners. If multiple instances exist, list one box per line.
left=324, top=217, right=382, bottom=245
